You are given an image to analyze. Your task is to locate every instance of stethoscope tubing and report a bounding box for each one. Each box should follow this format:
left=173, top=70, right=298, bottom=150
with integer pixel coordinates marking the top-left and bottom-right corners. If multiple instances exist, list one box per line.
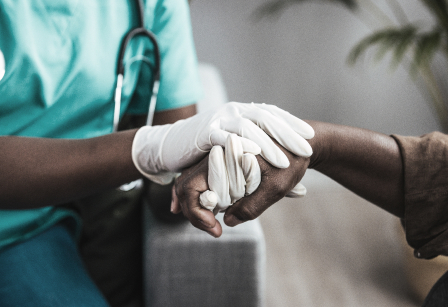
left=116, top=0, right=161, bottom=191
left=113, top=0, right=161, bottom=132
left=0, top=50, right=5, bottom=82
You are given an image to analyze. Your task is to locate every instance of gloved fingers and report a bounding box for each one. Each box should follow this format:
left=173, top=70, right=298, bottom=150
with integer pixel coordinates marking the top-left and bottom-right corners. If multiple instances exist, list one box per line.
left=241, top=107, right=313, bottom=158
left=241, top=153, right=261, bottom=195
left=225, top=134, right=246, bottom=203
left=254, top=103, right=315, bottom=139
left=209, top=129, right=261, bottom=155
left=221, top=118, right=290, bottom=168
left=208, top=145, right=232, bottom=211
left=285, top=182, right=307, bottom=198
left=144, top=172, right=177, bottom=185
left=199, top=190, right=218, bottom=211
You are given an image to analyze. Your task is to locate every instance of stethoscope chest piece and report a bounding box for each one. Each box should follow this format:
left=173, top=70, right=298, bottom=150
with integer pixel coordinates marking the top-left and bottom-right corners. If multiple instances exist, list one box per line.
left=0, top=49, right=5, bottom=81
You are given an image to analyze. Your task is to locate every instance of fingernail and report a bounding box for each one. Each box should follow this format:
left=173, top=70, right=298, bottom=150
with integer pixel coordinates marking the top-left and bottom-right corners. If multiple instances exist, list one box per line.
left=225, top=215, right=242, bottom=227
left=170, top=199, right=175, bottom=213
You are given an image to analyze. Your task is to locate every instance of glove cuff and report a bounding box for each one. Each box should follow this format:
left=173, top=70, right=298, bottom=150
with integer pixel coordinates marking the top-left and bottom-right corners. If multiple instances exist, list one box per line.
left=144, top=172, right=179, bottom=185
left=132, top=125, right=172, bottom=176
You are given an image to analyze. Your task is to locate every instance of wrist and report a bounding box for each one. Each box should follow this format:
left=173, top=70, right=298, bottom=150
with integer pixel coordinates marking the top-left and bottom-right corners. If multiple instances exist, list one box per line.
left=132, top=124, right=173, bottom=176
left=304, top=120, right=329, bottom=170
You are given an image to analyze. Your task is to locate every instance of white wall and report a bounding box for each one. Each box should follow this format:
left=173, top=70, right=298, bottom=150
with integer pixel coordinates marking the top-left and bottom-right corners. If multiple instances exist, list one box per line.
left=189, top=0, right=442, bottom=136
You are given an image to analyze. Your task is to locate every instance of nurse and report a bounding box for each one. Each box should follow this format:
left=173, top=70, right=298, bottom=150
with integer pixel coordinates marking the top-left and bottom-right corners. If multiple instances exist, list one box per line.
left=0, top=0, right=313, bottom=306
left=0, top=1, right=204, bottom=306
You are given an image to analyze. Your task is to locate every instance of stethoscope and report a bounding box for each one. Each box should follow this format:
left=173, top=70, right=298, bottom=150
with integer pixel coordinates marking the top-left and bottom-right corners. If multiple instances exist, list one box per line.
left=116, top=0, right=161, bottom=191
left=0, top=0, right=158, bottom=191
left=0, top=49, right=4, bottom=82
left=114, top=0, right=161, bottom=131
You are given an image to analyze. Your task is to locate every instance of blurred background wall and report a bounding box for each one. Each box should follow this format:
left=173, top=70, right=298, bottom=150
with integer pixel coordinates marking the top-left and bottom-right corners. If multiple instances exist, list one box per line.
left=189, top=1, right=445, bottom=306
left=189, top=0, right=440, bottom=136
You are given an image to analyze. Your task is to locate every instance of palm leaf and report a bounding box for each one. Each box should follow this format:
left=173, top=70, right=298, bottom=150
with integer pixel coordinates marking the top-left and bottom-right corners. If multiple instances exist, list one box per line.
left=327, top=0, right=357, bottom=9
left=420, top=0, right=448, bottom=33
left=347, top=26, right=417, bottom=67
left=412, top=29, right=443, bottom=72
left=254, top=0, right=295, bottom=18
left=253, top=0, right=357, bottom=20
left=391, top=27, right=419, bottom=67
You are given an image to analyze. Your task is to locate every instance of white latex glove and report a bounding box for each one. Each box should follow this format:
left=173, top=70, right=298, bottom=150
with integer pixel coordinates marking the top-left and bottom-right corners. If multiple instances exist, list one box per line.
left=200, top=134, right=308, bottom=214
left=200, top=135, right=261, bottom=214
left=241, top=153, right=261, bottom=196
left=285, top=183, right=307, bottom=198
left=132, top=102, right=314, bottom=184
left=203, top=135, right=261, bottom=213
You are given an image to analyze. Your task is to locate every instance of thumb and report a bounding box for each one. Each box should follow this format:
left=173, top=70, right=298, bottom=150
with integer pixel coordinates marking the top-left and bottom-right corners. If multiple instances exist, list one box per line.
left=223, top=177, right=275, bottom=227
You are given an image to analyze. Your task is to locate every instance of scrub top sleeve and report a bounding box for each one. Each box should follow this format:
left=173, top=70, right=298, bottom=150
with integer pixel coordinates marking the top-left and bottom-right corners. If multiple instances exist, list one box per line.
left=127, top=0, right=203, bottom=114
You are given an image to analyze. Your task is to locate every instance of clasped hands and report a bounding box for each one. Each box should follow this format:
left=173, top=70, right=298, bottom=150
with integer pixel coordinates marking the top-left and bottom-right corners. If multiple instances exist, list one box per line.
left=132, top=102, right=313, bottom=237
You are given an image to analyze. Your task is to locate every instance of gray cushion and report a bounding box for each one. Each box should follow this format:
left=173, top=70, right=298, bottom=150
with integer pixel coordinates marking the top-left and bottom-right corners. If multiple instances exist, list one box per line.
left=143, top=204, right=266, bottom=307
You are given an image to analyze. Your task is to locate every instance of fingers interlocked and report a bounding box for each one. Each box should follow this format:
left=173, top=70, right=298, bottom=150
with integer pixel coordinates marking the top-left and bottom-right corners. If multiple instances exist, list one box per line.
left=200, top=134, right=261, bottom=214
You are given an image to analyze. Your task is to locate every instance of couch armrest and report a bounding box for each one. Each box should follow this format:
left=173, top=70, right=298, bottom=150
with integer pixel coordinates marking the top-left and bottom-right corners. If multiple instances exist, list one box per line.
left=143, top=202, right=266, bottom=307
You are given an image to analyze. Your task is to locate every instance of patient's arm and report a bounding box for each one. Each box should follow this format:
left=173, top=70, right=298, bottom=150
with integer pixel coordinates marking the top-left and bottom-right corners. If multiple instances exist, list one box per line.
left=173, top=120, right=405, bottom=235
left=304, top=120, right=404, bottom=216
left=226, top=120, right=404, bottom=226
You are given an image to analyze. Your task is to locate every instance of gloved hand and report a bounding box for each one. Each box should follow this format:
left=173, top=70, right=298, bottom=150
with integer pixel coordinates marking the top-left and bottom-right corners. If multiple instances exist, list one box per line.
left=199, top=135, right=261, bottom=214
left=132, top=102, right=314, bottom=184
left=200, top=134, right=307, bottom=214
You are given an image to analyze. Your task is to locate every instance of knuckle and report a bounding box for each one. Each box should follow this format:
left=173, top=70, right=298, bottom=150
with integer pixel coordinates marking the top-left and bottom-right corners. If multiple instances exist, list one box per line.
left=181, top=179, right=193, bottom=191
left=270, top=178, right=286, bottom=193
left=176, top=180, right=191, bottom=199
left=236, top=204, right=259, bottom=221
left=265, top=177, right=290, bottom=201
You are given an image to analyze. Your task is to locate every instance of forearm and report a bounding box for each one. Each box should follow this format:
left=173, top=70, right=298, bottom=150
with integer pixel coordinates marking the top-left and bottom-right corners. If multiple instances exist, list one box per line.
left=0, top=130, right=141, bottom=208
left=307, top=120, right=405, bottom=217
left=0, top=104, right=198, bottom=209
left=152, top=104, right=197, bottom=126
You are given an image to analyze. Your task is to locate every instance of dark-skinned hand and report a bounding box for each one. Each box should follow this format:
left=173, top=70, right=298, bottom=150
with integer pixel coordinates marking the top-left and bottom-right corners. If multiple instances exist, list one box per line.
left=171, top=141, right=310, bottom=237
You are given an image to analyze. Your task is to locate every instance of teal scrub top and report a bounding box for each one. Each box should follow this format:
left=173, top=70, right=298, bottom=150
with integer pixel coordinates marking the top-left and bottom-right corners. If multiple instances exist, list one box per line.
left=0, top=0, right=202, bottom=250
